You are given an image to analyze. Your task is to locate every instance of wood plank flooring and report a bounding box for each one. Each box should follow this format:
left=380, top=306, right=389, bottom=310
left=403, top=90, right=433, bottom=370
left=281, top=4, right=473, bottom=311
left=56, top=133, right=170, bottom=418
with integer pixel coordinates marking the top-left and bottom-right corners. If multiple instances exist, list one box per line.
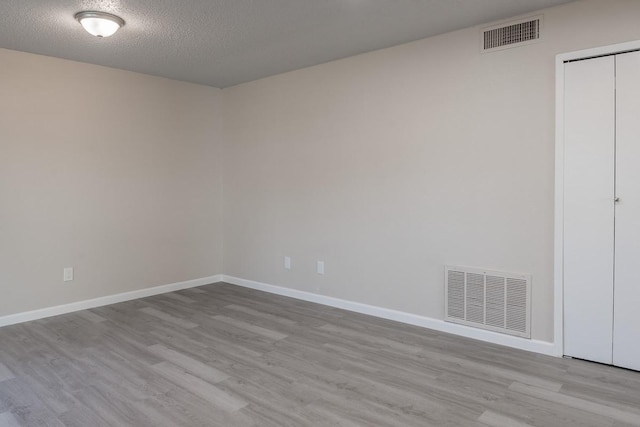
left=0, top=282, right=639, bottom=426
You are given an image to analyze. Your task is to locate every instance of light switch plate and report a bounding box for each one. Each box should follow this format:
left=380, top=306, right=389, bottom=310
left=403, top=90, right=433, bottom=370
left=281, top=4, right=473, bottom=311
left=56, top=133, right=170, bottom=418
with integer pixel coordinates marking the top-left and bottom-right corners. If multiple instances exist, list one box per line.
left=317, top=261, right=325, bottom=275
left=63, top=267, right=74, bottom=282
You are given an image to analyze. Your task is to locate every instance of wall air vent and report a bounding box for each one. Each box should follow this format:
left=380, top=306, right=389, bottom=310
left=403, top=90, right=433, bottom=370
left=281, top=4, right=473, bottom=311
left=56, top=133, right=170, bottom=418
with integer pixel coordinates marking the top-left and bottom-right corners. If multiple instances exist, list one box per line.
left=481, top=15, right=542, bottom=53
left=445, top=265, right=531, bottom=338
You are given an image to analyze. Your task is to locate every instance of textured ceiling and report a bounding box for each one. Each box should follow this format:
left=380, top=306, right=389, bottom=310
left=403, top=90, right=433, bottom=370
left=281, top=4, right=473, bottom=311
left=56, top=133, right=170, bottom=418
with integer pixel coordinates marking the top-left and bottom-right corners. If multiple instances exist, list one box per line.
left=0, top=0, right=576, bottom=88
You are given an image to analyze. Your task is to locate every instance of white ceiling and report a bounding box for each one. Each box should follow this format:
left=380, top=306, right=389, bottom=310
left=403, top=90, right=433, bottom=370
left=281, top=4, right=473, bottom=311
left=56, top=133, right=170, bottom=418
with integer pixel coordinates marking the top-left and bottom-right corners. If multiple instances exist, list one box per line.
left=0, top=0, right=576, bottom=88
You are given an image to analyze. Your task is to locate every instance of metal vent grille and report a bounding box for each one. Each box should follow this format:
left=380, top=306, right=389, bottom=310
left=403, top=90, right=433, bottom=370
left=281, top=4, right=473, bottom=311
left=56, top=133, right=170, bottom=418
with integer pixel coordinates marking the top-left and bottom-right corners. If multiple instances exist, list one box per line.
left=482, top=16, right=541, bottom=52
left=445, top=266, right=531, bottom=338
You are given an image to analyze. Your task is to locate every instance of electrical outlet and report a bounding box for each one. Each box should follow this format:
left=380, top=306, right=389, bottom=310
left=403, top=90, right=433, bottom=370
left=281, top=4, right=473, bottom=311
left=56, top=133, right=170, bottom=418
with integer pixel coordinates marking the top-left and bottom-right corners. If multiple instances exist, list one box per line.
left=63, top=267, right=74, bottom=282
left=284, top=256, right=291, bottom=270
left=317, top=261, right=325, bottom=275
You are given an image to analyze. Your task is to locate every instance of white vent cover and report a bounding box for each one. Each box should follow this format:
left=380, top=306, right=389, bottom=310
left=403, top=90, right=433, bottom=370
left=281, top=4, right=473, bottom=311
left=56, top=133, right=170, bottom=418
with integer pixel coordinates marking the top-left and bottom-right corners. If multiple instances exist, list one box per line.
left=481, top=15, right=542, bottom=53
left=445, top=265, right=531, bottom=338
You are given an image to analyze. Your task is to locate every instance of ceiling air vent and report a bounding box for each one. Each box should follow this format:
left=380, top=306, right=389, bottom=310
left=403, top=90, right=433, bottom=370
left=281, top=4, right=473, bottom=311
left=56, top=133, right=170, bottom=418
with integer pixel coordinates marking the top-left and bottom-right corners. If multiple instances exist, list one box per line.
left=445, top=265, right=531, bottom=338
left=481, top=15, right=542, bottom=53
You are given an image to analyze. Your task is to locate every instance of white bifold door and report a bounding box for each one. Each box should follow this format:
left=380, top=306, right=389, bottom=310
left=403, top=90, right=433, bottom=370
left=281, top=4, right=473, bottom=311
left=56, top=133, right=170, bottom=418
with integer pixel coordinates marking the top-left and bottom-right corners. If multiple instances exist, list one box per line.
left=564, top=51, right=640, bottom=371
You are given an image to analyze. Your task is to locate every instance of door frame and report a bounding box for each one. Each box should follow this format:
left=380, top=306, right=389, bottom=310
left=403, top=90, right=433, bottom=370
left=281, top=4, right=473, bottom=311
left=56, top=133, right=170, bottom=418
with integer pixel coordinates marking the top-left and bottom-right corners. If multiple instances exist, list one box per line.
left=555, top=39, right=640, bottom=358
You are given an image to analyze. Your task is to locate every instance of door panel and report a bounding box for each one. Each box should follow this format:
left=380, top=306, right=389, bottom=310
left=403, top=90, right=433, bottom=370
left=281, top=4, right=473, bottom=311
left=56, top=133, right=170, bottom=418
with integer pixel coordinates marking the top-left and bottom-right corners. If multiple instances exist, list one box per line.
left=613, top=51, right=640, bottom=371
left=563, top=57, right=616, bottom=364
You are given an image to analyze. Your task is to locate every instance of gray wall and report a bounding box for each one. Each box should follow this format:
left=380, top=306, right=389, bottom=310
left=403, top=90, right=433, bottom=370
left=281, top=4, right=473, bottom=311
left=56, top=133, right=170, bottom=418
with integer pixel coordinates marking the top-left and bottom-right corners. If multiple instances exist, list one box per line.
left=0, top=49, right=223, bottom=316
left=221, top=0, right=640, bottom=343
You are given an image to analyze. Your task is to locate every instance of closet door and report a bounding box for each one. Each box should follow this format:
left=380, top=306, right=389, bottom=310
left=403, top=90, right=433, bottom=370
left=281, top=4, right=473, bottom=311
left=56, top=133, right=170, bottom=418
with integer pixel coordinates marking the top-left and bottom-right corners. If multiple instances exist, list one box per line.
left=613, top=51, right=640, bottom=372
left=563, top=56, right=616, bottom=364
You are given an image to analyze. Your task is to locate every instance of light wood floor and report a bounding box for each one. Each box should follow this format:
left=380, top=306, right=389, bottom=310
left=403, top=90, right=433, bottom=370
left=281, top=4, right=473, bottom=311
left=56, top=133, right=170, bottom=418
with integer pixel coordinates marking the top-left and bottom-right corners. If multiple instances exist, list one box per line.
left=0, top=283, right=639, bottom=426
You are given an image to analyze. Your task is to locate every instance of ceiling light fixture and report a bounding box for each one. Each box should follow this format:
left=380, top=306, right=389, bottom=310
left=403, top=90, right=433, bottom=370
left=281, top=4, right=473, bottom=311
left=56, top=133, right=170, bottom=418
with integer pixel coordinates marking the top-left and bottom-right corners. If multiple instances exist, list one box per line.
left=75, top=11, right=125, bottom=38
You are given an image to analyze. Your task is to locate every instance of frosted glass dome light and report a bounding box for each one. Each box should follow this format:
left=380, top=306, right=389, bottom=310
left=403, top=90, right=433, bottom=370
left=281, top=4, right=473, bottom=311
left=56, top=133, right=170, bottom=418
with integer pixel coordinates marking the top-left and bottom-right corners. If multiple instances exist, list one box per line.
left=75, top=11, right=125, bottom=38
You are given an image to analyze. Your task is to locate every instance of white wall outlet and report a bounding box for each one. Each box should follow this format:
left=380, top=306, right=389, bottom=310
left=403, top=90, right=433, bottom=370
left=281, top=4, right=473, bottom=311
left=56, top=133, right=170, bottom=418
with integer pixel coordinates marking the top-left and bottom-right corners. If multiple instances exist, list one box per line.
left=63, top=267, right=74, bottom=282
left=317, top=261, right=325, bottom=275
left=284, top=256, right=291, bottom=270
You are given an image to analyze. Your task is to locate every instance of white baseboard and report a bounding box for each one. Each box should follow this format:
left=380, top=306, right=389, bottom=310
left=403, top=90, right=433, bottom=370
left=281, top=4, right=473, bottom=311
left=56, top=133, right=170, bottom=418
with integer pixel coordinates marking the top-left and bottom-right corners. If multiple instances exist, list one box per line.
left=222, top=275, right=561, bottom=357
left=0, top=274, right=222, bottom=328
left=1, top=273, right=561, bottom=358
